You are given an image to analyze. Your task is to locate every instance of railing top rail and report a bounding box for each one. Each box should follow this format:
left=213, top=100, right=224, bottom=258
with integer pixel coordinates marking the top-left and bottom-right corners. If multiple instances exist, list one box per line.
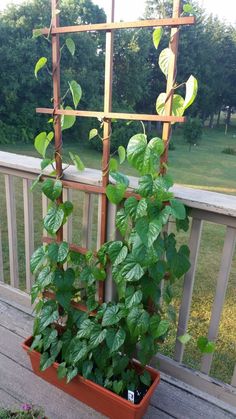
left=1, top=151, right=236, bottom=217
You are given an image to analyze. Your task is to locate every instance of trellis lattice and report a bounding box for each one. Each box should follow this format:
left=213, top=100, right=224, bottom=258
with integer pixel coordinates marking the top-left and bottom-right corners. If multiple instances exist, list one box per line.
left=37, top=0, right=195, bottom=304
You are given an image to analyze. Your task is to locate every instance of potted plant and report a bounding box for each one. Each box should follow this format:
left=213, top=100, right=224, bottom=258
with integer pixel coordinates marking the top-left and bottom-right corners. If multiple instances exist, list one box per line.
left=22, top=125, right=193, bottom=419
left=22, top=11, right=198, bottom=418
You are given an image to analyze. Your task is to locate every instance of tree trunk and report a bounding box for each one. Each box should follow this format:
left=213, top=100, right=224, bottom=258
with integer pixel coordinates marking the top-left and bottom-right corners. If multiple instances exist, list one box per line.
left=216, top=107, right=221, bottom=127
left=209, top=113, right=214, bottom=128
left=226, top=106, right=232, bottom=126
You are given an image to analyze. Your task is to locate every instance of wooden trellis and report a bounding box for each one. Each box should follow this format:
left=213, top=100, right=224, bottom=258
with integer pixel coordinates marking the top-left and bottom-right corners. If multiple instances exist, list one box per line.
left=37, top=0, right=195, bottom=304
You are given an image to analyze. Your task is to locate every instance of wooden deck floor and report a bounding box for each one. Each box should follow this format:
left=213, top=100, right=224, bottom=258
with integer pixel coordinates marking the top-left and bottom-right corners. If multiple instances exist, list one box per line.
left=0, top=297, right=235, bottom=419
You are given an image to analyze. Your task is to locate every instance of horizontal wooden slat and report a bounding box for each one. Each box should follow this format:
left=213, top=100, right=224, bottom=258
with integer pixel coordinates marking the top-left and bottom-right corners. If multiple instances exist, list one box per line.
left=62, top=179, right=105, bottom=194
left=38, top=16, right=195, bottom=35
left=42, top=236, right=97, bottom=256
left=36, top=108, right=187, bottom=123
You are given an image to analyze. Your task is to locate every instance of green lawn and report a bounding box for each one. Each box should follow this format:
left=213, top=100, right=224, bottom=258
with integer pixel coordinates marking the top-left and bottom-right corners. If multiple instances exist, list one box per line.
left=0, top=124, right=236, bottom=384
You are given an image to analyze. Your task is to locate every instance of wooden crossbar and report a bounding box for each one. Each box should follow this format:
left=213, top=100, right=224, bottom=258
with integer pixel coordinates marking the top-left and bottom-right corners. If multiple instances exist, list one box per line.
left=36, top=108, right=186, bottom=123
left=38, top=16, right=195, bottom=36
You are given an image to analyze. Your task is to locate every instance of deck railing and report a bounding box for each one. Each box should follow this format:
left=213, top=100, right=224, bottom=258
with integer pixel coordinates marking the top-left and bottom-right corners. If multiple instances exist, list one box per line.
left=0, top=150, right=236, bottom=407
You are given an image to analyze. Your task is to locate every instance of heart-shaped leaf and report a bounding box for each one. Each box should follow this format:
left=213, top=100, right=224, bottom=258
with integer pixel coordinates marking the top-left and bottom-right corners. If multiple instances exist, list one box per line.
left=34, top=131, right=54, bottom=158
left=127, top=134, right=164, bottom=175
left=156, top=93, right=184, bottom=117
left=61, top=106, right=76, bottom=131
left=42, top=179, right=62, bottom=201
left=66, top=38, right=75, bottom=56
left=158, top=48, right=171, bottom=77
left=118, top=145, right=126, bottom=164
left=69, top=152, right=84, bottom=171
left=69, top=80, right=82, bottom=108
left=183, top=75, right=198, bottom=111
left=106, top=183, right=126, bottom=204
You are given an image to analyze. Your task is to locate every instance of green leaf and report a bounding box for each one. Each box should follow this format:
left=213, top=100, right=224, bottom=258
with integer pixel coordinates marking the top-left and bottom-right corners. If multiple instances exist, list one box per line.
left=30, top=175, right=41, bottom=191
left=170, top=199, right=186, bottom=220
left=140, top=371, right=151, bottom=386
left=69, top=80, right=82, bottom=108
left=54, top=268, right=75, bottom=309
left=116, top=209, right=129, bottom=236
left=48, top=242, right=69, bottom=263
left=30, top=246, right=46, bottom=273
left=73, top=342, right=88, bottom=364
left=108, top=241, right=123, bottom=262
left=89, top=327, right=107, bottom=348
left=37, top=267, right=54, bottom=288
left=76, top=319, right=95, bottom=339
left=136, top=198, right=147, bottom=219
left=113, top=245, right=128, bottom=266
left=158, top=48, right=171, bottom=77
left=118, top=145, right=126, bottom=164
left=178, top=333, right=192, bottom=344
left=110, top=171, right=129, bottom=187
left=66, top=38, right=75, bottom=56
left=109, top=158, right=118, bottom=172
left=43, top=328, right=58, bottom=351
left=127, top=307, right=150, bottom=337
left=62, top=201, right=73, bottom=216
left=40, top=352, right=54, bottom=371
left=38, top=307, right=59, bottom=333
left=44, top=205, right=64, bottom=235
left=106, top=183, right=126, bottom=204
left=61, top=106, right=76, bottom=131
left=122, top=260, right=144, bottom=282
left=34, top=57, right=47, bottom=79
left=57, top=362, right=67, bottom=379
left=155, top=319, right=169, bottom=338
left=33, top=29, right=43, bottom=38
left=137, top=175, right=153, bottom=197
left=153, top=27, right=163, bottom=49
left=183, top=75, right=198, bottom=111
left=42, top=179, right=62, bottom=201
left=102, top=305, right=122, bottom=327
left=183, top=3, right=194, bottom=13
left=41, top=158, right=53, bottom=170
left=89, top=128, right=98, bottom=140
left=111, top=329, right=126, bottom=352
left=113, top=380, right=123, bottom=395
left=136, top=217, right=162, bottom=247
left=124, top=196, right=138, bottom=219
left=82, top=361, right=93, bottom=378
left=156, top=93, right=184, bottom=117
left=34, top=131, right=54, bottom=158
left=125, top=290, right=143, bottom=308
left=127, top=134, right=164, bottom=175
left=67, top=367, right=78, bottom=383
left=197, top=337, right=216, bottom=354
left=69, top=151, right=84, bottom=171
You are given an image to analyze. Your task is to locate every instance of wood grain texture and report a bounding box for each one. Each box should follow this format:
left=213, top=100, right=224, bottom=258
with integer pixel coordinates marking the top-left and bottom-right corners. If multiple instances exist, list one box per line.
left=38, top=16, right=195, bottom=35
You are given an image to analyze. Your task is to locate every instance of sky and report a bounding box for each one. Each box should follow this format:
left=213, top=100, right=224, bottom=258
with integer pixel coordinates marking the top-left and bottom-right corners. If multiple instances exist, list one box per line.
left=0, top=0, right=235, bottom=24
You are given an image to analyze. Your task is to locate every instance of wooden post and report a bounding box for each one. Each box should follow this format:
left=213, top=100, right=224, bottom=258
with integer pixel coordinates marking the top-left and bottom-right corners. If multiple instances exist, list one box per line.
left=98, top=0, right=115, bottom=303
left=51, top=0, right=63, bottom=243
left=161, top=0, right=181, bottom=169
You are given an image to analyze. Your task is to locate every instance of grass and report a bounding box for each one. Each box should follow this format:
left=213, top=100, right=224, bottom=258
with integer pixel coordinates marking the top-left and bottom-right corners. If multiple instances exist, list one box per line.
left=0, top=123, right=236, bottom=384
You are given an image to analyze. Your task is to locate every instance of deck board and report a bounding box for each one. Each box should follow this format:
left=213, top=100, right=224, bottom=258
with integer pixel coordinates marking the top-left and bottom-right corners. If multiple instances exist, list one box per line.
left=0, top=298, right=235, bottom=419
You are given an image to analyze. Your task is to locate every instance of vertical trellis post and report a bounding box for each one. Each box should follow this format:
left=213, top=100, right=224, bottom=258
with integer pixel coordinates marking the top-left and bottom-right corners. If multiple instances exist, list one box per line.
left=99, top=0, right=115, bottom=303
left=161, top=0, right=181, bottom=169
left=51, top=0, right=63, bottom=243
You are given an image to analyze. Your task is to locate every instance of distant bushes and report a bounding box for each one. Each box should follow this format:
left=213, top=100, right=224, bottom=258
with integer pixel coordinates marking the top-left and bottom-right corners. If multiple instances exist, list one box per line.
left=222, top=147, right=236, bottom=155
left=183, top=117, right=203, bottom=151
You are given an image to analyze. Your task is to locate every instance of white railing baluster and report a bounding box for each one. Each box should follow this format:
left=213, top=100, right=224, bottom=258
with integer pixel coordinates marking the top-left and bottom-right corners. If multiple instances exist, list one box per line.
left=174, top=217, right=203, bottom=362
left=4, top=174, right=19, bottom=288
left=0, top=229, right=4, bottom=283
left=82, top=193, right=94, bottom=249
left=23, top=178, right=34, bottom=292
left=201, top=226, right=236, bottom=374
left=231, top=365, right=236, bottom=387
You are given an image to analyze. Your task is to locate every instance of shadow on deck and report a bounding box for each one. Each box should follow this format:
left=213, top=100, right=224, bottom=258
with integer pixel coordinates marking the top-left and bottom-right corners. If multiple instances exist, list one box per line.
left=0, top=298, right=235, bottom=419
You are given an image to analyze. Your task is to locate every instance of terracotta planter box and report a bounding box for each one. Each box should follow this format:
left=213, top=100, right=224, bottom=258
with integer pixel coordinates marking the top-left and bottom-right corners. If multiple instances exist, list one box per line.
left=22, top=336, right=160, bottom=419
